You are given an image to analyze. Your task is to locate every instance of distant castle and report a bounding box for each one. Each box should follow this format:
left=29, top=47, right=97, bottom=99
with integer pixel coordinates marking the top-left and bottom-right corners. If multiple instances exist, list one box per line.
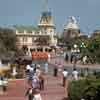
left=15, top=0, right=57, bottom=52
left=14, top=1, right=100, bottom=52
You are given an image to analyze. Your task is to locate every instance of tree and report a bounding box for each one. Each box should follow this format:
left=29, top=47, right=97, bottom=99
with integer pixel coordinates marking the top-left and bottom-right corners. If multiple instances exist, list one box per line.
left=0, top=27, right=18, bottom=57
left=87, top=36, right=100, bottom=63
left=68, top=76, right=100, bottom=100
left=71, top=35, right=100, bottom=63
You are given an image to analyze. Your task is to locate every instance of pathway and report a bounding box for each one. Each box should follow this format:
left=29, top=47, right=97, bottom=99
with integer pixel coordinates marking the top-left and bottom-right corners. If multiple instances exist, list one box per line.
left=0, top=75, right=68, bottom=100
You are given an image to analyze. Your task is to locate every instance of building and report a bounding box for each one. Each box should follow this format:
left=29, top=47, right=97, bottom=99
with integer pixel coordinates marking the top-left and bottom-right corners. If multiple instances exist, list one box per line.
left=15, top=26, right=36, bottom=49
left=15, top=1, right=57, bottom=52
left=37, top=11, right=57, bottom=46
left=63, top=16, right=80, bottom=42
left=91, top=29, right=100, bottom=37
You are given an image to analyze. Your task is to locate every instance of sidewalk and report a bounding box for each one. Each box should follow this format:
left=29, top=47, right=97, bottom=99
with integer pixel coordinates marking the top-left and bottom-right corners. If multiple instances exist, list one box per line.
left=42, top=75, right=67, bottom=100
left=49, top=57, right=100, bottom=69
left=0, top=75, right=67, bottom=100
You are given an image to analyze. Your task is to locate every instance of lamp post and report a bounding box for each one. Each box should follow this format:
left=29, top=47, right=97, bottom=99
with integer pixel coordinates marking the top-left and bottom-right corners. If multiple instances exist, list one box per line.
left=80, top=42, right=86, bottom=55
left=73, top=44, right=78, bottom=68
left=74, top=44, right=78, bottom=52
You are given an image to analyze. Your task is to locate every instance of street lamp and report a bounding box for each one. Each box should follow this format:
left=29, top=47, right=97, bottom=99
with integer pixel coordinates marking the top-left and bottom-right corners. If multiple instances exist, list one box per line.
left=73, top=44, right=80, bottom=53
left=73, top=44, right=78, bottom=68
left=74, top=44, right=78, bottom=52
left=80, top=42, right=86, bottom=55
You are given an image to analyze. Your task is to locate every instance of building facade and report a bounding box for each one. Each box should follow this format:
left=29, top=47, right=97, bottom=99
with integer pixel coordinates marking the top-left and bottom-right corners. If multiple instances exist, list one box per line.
left=91, top=29, right=100, bottom=37
left=63, top=16, right=80, bottom=42
left=15, top=11, right=57, bottom=52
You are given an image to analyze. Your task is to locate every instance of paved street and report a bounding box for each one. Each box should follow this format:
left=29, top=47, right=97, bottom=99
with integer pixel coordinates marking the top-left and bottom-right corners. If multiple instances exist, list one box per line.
left=50, top=56, right=100, bottom=69
left=0, top=56, right=100, bottom=100
left=0, top=75, right=67, bottom=100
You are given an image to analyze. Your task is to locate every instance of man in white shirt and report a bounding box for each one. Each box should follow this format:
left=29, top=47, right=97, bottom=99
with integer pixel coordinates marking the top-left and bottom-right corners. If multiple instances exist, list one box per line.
left=26, top=64, right=34, bottom=85
left=62, top=69, right=68, bottom=87
left=72, top=68, right=79, bottom=80
left=36, top=65, right=41, bottom=77
left=26, top=65, right=31, bottom=71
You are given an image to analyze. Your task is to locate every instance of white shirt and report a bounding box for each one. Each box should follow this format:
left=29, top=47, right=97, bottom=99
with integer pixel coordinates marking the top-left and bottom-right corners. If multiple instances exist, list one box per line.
left=0, top=80, right=3, bottom=86
left=36, top=69, right=41, bottom=77
left=62, top=71, right=68, bottom=77
left=30, top=67, right=34, bottom=72
left=3, top=79, right=8, bottom=86
left=26, top=65, right=31, bottom=70
left=72, top=70, right=79, bottom=80
left=12, top=67, right=17, bottom=76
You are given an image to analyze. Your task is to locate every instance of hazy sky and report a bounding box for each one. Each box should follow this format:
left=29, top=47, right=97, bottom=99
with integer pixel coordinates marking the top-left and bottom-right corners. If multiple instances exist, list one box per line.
left=0, top=0, right=100, bottom=35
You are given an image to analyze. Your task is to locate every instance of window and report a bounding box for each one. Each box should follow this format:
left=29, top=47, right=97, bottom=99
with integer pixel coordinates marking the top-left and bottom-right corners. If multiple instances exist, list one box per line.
left=23, top=37, right=27, bottom=42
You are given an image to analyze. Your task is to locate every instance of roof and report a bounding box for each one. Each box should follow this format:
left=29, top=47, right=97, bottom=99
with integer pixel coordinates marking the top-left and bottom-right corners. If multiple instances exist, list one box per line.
left=64, top=16, right=79, bottom=30
left=65, top=23, right=79, bottom=30
left=13, top=25, right=38, bottom=33
left=38, top=11, right=55, bottom=26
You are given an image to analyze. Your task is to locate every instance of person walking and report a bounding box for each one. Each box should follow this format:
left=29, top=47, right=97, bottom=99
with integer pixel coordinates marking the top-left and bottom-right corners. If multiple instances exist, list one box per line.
left=35, top=65, right=41, bottom=77
left=31, top=75, right=42, bottom=100
left=44, top=62, right=48, bottom=74
left=54, top=67, right=58, bottom=77
left=25, top=87, right=42, bottom=100
left=62, top=69, right=68, bottom=87
left=26, top=64, right=34, bottom=86
left=0, top=76, right=3, bottom=95
left=25, top=64, right=42, bottom=100
left=72, top=68, right=79, bottom=80
left=39, top=71, right=45, bottom=90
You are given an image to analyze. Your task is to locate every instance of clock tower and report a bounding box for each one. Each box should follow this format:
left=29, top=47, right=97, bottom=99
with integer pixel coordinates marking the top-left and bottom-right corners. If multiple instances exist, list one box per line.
left=37, top=0, right=57, bottom=46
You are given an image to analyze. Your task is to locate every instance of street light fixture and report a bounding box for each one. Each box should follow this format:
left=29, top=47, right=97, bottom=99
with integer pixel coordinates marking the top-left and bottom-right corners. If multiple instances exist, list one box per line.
left=74, top=44, right=78, bottom=48
left=80, top=42, right=86, bottom=55
left=73, top=44, right=78, bottom=68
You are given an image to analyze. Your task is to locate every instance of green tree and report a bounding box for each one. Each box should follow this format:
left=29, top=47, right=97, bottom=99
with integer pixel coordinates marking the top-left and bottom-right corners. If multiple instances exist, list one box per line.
left=0, top=28, right=18, bottom=57
left=87, top=36, right=100, bottom=63
left=68, top=77, right=100, bottom=100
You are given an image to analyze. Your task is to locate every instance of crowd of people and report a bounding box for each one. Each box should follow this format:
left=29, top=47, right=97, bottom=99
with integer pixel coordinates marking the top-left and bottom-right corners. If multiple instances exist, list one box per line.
left=0, top=54, right=80, bottom=100
left=25, top=60, right=80, bottom=100
left=25, top=63, right=48, bottom=100
left=62, top=68, right=79, bottom=87
left=65, top=52, right=96, bottom=64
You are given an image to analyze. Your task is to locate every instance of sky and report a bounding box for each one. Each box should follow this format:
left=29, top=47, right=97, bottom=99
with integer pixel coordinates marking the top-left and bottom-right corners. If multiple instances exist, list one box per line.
left=0, top=0, right=100, bottom=35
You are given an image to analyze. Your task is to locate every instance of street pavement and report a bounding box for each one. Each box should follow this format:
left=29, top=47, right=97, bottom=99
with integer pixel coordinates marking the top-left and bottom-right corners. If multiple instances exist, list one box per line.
left=50, top=56, right=100, bottom=69
left=0, top=75, right=67, bottom=100
left=0, top=56, right=100, bottom=100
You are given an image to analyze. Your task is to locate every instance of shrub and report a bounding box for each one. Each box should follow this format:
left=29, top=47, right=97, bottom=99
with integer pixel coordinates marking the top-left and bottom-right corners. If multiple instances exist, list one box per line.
left=68, top=77, right=100, bottom=100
